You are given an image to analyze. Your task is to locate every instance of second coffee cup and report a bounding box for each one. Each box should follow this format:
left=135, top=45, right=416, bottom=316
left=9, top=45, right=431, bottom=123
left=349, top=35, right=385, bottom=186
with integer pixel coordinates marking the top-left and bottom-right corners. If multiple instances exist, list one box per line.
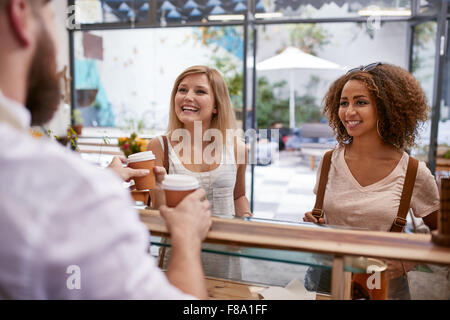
left=351, top=258, right=388, bottom=300
left=162, top=174, right=200, bottom=207
left=127, top=151, right=156, bottom=190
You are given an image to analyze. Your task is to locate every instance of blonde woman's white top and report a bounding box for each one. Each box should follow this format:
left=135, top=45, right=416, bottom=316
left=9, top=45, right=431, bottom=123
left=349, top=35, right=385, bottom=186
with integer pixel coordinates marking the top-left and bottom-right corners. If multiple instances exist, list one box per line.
left=157, top=136, right=242, bottom=280
left=158, top=135, right=237, bottom=216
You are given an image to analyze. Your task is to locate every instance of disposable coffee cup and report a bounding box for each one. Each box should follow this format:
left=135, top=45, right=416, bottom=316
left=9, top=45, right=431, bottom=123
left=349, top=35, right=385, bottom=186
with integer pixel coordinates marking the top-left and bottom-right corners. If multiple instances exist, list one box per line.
left=127, top=151, right=155, bottom=190
left=351, top=258, right=388, bottom=300
left=162, top=174, right=200, bottom=208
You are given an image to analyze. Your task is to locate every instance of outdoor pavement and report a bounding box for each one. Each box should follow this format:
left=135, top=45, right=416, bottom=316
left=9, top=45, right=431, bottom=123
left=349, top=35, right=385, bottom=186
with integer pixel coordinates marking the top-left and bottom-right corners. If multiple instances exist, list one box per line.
left=245, top=149, right=316, bottom=222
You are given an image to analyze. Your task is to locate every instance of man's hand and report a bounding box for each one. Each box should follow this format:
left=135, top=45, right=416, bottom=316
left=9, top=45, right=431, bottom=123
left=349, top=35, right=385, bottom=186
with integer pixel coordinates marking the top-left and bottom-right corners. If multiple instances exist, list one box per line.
left=107, top=156, right=149, bottom=182
left=161, top=188, right=211, bottom=299
left=159, top=188, right=212, bottom=245
left=303, top=211, right=326, bottom=224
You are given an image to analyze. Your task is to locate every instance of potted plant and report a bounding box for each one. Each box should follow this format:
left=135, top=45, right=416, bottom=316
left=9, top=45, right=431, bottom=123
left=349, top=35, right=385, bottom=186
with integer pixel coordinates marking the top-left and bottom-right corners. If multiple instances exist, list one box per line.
left=118, top=132, right=149, bottom=158
left=69, top=108, right=84, bottom=136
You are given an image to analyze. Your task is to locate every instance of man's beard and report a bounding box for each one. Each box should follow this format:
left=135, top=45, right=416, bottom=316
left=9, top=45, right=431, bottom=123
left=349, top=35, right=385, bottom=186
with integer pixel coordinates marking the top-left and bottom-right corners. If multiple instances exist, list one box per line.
left=25, top=22, right=61, bottom=126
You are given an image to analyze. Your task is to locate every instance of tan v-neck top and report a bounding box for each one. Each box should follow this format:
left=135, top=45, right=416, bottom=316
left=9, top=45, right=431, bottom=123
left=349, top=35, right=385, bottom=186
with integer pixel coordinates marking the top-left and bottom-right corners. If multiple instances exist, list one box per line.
left=157, top=136, right=237, bottom=216
left=313, top=146, right=440, bottom=232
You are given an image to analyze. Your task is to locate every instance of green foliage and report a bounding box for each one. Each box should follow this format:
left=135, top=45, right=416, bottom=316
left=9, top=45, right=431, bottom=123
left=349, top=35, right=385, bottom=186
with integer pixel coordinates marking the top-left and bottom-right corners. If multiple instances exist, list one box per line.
left=411, top=22, right=436, bottom=74
left=122, top=117, right=147, bottom=133
left=444, top=149, right=450, bottom=159
left=256, top=76, right=323, bottom=128
left=295, top=95, right=323, bottom=125
left=210, top=55, right=243, bottom=112
left=287, top=24, right=330, bottom=55
left=256, top=77, right=289, bottom=128
left=192, top=24, right=328, bottom=129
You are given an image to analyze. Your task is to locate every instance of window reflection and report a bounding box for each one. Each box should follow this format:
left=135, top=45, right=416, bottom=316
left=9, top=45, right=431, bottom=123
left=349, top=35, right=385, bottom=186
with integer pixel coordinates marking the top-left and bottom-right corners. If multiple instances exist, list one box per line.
left=74, top=0, right=151, bottom=24
left=257, top=0, right=411, bottom=20
left=410, top=22, right=436, bottom=165
left=73, top=26, right=244, bottom=130
left=435, top=20, right=450, bottom=175
left=251, top=21, right=409, bottom=221
left=157, top=0, right=249, bottom=24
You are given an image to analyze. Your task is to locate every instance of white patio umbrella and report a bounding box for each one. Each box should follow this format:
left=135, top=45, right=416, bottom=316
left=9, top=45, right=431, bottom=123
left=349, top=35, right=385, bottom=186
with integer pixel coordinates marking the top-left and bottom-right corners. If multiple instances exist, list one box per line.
left=256, top=46, right=344, bottom=129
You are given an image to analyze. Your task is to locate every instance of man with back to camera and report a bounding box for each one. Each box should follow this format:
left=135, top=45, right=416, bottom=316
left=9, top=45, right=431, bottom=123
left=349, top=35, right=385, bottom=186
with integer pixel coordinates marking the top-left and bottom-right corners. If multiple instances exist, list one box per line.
left=0, top=0, right=212, bottom=299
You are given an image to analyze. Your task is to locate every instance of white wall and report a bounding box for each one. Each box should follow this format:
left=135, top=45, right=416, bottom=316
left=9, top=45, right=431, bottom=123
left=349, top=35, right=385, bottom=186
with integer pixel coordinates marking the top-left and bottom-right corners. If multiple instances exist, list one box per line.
left=256, top=21, right=409, bottom=113
left=75, top=27, right=240, bottom=132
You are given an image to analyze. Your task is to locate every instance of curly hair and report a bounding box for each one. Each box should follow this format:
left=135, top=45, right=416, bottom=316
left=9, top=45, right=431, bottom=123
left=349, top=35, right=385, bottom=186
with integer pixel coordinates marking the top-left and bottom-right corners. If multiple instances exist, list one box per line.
left=322, top=63, right=429, bottom=149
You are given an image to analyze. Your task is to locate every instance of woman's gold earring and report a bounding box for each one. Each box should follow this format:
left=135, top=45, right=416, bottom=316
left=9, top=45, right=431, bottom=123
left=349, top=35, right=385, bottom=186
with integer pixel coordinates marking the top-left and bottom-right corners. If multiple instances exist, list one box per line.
left=377, top=120, right=382, bottom=138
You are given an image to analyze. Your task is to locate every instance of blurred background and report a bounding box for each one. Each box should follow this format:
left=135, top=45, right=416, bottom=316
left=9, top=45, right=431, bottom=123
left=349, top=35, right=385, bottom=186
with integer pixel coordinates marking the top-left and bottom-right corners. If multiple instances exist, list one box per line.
left=43, top=0, right=449, bottom=225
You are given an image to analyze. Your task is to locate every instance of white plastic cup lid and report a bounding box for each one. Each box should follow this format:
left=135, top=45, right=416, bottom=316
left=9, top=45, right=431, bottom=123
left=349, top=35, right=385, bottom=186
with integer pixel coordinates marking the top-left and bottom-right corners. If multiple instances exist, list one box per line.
left=162, top=174, right=200, bottom=191
left=127, top=151, right=155, bottom=163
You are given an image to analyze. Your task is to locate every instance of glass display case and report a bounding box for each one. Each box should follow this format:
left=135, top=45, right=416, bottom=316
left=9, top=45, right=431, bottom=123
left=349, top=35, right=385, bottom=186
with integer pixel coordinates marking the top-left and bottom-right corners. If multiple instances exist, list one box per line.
left=137, top=207, right=450, bottom=300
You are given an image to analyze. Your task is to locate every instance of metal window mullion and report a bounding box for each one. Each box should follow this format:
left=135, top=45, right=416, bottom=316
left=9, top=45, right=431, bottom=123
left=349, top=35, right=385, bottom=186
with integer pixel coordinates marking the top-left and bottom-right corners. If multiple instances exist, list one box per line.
left=428, top=0, right=448, bottom=174
left=250, top=23, right=257, bottom=214
left=149, top=0, right=157, bottom=26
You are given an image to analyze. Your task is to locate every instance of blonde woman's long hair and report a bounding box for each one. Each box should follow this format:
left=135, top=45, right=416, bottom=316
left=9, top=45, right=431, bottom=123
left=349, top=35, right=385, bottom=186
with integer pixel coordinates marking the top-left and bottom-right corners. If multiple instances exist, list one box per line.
left=166, top=65, right=237, bottom=142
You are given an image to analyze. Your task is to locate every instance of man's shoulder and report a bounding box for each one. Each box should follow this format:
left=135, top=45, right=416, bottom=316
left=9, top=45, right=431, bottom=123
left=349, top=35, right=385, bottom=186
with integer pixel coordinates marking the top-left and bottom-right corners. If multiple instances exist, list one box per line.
left=1, top=129, right=124, bottom=202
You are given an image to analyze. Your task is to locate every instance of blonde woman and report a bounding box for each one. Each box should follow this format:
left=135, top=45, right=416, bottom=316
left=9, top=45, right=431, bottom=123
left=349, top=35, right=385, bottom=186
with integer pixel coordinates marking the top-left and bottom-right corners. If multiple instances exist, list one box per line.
left=148, top=65, right=251, bottom=280
left=148, top=65, right=251, bottom=217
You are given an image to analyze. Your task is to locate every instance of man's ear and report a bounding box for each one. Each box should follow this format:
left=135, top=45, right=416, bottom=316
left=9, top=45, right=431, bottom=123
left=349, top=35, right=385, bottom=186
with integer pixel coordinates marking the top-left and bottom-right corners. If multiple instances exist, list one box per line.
left=7, top=0, right=34, bottom=47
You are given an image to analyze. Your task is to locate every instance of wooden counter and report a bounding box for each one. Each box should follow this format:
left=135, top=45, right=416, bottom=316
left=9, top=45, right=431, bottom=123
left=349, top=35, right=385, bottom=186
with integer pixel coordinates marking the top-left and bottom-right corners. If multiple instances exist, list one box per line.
left=205, top=277, right=330, bottom=300
left=139, top=209, right=450, bottom=265
left=140, top=209, right=450, bottom=299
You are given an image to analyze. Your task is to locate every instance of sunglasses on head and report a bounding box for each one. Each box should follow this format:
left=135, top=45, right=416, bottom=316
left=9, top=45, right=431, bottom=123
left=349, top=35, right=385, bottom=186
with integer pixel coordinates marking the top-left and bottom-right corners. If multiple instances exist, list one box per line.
left=346, top=62, right=382, bottom=75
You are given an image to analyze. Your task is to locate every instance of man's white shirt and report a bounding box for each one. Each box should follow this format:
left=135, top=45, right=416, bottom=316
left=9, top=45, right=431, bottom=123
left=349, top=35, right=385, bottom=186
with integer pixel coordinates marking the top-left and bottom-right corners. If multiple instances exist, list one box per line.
left=0, top=91, right=194, bottom=299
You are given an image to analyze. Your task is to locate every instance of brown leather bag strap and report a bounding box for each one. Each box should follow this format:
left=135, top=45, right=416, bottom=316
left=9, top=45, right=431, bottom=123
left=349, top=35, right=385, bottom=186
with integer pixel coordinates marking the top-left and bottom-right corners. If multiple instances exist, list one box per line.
left=312, top=150, right=334, bottom=219
left=390, top=156, right=419, bottom=232
left=162, top=135, right=169, bottom=174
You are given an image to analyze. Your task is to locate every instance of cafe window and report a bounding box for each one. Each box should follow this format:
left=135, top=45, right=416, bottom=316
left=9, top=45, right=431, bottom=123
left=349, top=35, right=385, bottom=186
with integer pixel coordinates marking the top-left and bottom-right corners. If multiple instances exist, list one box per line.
left=72, top=26, right=244, bottom=132
left=249, top=20, right=410, bottom=219
left=434, top=18, right=450, bottom=174
left=74, top=0, right=152, bottom=24
left=409, top=21, right=437, bottom=164
left=69, top=0, right=447, bottom=212
left=255, top=0, right=412, bottom=20
left=157, top=0, right=249, bottom=25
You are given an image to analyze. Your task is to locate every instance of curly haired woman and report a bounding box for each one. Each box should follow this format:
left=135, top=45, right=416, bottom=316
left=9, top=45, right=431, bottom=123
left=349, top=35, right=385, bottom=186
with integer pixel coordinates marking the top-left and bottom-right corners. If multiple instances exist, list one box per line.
left=302, top=63, right=439, bottom=299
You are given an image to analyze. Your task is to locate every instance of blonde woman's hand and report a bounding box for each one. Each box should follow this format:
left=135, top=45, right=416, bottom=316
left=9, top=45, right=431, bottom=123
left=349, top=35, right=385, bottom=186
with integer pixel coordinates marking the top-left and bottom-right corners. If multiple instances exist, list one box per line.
left=153, top=166, right=167, bottom=186
left=303, top=211, right=326, bottom=224
left=235, top=211, right=253, bottom=218
left=149, top=166, right=168, bottom=209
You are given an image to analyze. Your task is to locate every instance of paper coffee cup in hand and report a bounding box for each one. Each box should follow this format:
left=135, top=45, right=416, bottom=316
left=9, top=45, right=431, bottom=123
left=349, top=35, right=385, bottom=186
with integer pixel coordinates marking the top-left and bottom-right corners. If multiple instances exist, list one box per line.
left=127, top=151, right=155, bottom=190
left=162, top=174, right=200, bottom=207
